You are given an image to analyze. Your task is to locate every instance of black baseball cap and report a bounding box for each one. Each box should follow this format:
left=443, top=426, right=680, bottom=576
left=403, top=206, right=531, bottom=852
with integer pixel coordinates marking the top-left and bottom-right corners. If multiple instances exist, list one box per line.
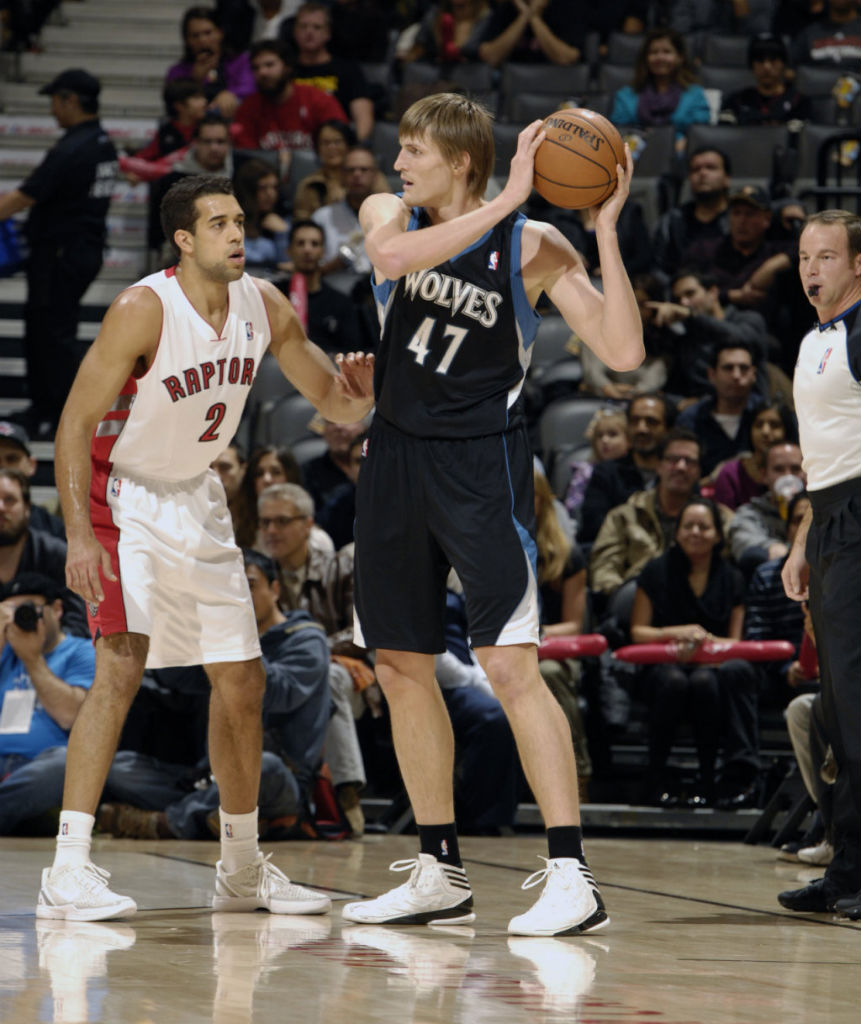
left=748, top=33, right=789, bottom=66
left=1, top=572, right=64, bottom=603
left=0, top=421, right=31, bottom=454
left=39, top=68, right=101, bottom=98
left=728, top=185, right=772, bottom=212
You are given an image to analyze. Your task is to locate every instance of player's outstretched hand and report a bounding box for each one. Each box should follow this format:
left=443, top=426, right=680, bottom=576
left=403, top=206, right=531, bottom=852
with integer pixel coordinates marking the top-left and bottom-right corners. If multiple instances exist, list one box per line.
left=502, top=119, right=546, bottom=209
left=335, top=351, right=375, bottom=400
left=66, top=535, right=117, bottom=605
left=592, top=142, right=633, bottom=229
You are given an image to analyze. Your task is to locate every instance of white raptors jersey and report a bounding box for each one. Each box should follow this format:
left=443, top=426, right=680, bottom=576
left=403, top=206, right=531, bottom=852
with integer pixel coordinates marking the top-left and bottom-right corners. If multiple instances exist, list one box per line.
left=93, top=268, right=271, bottom=480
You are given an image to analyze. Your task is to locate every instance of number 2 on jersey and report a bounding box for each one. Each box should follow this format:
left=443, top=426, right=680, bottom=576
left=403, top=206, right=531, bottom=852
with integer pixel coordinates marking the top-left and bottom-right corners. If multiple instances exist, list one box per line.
left=199, top=402, right=226, bottom=442
left=407, top=317, right=467, bottom=375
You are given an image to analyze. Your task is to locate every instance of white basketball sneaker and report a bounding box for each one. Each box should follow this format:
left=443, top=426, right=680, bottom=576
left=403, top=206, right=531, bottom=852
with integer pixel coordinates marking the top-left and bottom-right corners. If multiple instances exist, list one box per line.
left=36, top=863, right=137, bottom=922
left=341, top=853, right=476, bottom=925
left=213, top=852, right=331, bottom=914
left=508, top=857, right=609, bottom=936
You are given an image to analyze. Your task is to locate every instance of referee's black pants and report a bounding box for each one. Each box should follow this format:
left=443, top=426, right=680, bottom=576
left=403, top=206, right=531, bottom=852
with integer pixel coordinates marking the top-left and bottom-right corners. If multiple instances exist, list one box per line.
left=24, top=237, right=104, bottom=427
left=806, top=478, right=861, bottom=899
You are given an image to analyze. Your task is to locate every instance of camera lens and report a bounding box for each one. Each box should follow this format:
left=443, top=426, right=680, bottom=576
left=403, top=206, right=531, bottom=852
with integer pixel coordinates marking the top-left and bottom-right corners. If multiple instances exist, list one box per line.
left=13, top=602, right=42, bottom=632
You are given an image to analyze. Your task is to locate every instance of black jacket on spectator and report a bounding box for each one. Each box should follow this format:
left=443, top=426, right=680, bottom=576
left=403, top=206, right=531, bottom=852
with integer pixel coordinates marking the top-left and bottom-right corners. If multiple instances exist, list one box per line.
left=676, top=393, right=763, bottom=476
left=652, top=201, right=729, bottom=278
left=579, top=453, right=653, bottom=545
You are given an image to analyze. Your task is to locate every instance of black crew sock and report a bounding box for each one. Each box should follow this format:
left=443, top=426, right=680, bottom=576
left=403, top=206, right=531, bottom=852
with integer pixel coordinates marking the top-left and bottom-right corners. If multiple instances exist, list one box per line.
left=418, top=823, right=461, bottom=866
left=547, top=825, right=586, bottom=864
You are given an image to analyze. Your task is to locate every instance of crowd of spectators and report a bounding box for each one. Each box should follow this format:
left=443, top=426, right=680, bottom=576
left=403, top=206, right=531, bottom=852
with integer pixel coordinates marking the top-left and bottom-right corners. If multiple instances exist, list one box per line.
left=1, top=0, right=856, bottom=832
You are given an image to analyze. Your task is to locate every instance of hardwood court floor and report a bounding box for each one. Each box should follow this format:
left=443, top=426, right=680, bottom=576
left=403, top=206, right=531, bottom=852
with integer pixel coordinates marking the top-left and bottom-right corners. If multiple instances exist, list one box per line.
left=0, top=834, right=857, bottom=1024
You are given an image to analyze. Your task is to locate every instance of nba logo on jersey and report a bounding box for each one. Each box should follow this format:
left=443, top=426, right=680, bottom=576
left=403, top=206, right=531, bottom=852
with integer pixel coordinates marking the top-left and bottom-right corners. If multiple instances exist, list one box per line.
left=362, top=438, right=369, bottom=458
left=817, top=347, right=833, bottom=374
left=245, top=321, right=254, bottom=341
left=110, top=477, right=122, bottom=498
left=225, top=824, right=233, bottom=838
left=487, top=251, right=499, bottom=271
left=61, top=823, right=69, bottom=836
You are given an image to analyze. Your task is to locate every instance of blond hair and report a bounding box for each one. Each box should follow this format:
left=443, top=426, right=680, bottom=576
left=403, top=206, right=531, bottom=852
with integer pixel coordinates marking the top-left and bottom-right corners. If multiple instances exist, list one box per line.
left=399, top=92, right=494, bottom=200
left=534, top=468, right=571, bottom=584
left=586, top=408, right=628, bottom=460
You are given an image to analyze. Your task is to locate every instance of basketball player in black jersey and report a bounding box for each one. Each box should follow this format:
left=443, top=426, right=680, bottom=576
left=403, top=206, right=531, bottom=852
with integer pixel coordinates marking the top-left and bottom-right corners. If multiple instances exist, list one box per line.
left=342, top=94, right=644, bottom=936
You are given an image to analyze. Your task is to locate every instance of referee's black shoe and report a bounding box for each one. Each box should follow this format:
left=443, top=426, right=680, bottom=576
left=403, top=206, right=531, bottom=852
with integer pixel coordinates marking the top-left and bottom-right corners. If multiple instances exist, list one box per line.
left=834, top=890, right=861, bottom=920
left=778, top=878, right=834, bottom=913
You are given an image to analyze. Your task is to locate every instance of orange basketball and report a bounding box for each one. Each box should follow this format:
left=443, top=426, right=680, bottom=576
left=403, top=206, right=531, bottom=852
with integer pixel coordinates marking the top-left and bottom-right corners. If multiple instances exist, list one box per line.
left=533, top=108, right=627, bottom=209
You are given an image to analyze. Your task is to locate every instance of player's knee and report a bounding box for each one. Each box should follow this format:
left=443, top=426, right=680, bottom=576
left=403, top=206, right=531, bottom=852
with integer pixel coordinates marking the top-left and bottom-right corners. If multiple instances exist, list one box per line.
left=483, top=655, right=537, bottom=703
left=212, top=662, right=265, bottom=712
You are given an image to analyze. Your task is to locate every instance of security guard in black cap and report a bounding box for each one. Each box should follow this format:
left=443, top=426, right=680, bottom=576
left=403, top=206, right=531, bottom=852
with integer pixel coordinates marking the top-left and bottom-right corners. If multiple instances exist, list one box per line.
left=0, top=68, right=118, bottom=439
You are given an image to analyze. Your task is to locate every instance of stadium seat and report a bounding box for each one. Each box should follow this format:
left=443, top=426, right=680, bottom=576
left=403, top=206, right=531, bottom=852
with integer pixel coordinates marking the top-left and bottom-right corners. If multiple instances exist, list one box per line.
left=701, top=34, right=751, bottom=68
left=685, top=123, right=789, bottom=179
left=498, top=63, right=593, bottom=121
left=539, top=396, right=608, bottom=483
left=605, top=32, right=644, bottom=66
left=256, top=392, right=318, bottom=448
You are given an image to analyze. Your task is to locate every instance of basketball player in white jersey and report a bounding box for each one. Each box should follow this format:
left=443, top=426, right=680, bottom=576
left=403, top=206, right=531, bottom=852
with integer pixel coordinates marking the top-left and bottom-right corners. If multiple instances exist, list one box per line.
left=36, top=175, right=374, bottom=921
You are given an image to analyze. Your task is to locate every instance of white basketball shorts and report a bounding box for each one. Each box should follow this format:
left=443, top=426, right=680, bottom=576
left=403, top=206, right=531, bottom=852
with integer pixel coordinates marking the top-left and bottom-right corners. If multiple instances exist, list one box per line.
left=88, top=462, right=261, bottom=669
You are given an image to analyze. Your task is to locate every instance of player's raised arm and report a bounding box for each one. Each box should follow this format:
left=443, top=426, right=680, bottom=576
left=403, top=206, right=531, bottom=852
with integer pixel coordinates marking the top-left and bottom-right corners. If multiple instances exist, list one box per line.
left=521, top=147, right=644, bottom=372
left=257, top=278, right=375, bottom=422
left=361, top=119, right=546, bottom=282
left=55, top=287, right=162, bottom=602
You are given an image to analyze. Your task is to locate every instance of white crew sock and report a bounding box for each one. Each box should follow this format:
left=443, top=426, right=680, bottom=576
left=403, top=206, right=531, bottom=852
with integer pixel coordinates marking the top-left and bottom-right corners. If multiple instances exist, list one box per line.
left=218, top=807, right=259, bottom=874
left=52, top=811, right=95, bottom=870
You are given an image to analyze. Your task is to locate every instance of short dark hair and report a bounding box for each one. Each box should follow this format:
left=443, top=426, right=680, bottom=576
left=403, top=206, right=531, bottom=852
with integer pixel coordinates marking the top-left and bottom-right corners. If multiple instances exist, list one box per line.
left=0, top=467, right=30, bottom=506
left=160, top=174, right=235, bottom=260
left=249, top=38, right=292, bottom=65
left=626, top=391, right=674, bottom=428
left=658, top=427, right=701, bottom=460
left=242, top=547, right=279, bottom=584
left=163, top=77, right=205, bottom=119
left=193, top=111, right=230, bottom=140
left=687, top=145, right=732, bottom=177
left=1, top=572, right=63, bottom=603
left=289, top=218, right=325, bottom=244
left=312, top=118, right=354, bottom=150
left=671, top=267, right=718, bottom=292
left=710, top=338, right=757, bottom=368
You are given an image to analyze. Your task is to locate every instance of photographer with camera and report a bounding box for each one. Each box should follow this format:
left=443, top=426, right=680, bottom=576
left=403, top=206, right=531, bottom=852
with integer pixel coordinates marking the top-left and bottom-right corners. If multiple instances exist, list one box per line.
left=0, top=573, right=95, bottom=835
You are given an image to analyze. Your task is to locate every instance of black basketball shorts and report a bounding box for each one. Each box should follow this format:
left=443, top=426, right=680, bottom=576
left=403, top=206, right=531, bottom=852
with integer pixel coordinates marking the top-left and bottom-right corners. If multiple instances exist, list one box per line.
left=353, top=416, right=540, bottom=653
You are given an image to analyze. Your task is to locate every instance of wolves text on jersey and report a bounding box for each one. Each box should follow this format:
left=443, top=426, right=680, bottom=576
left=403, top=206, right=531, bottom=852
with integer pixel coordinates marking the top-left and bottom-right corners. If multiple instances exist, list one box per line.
left=402, top=269, right=503, bottom=328
left=162, top=356, right=256, bottom=402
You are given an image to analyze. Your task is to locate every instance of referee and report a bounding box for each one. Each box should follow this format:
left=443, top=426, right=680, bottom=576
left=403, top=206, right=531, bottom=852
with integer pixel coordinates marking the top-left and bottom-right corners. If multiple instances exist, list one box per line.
left=779, top=210, right=860, bottom=919
left=0, top=69, right=118, bottom=440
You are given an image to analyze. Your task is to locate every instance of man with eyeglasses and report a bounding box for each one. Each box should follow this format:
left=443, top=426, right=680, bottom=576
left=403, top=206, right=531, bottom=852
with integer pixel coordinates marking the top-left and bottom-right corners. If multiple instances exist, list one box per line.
left=313, top=145, right=387, bottom=276
left=590, top=428, right=734, bottom=601
left=258, top=482, right=367, bottom=832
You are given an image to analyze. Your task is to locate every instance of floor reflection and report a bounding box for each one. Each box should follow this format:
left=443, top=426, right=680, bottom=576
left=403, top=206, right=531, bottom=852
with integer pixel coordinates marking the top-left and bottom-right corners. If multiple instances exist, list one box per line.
left=36, top=919, right=136, bottom=1023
